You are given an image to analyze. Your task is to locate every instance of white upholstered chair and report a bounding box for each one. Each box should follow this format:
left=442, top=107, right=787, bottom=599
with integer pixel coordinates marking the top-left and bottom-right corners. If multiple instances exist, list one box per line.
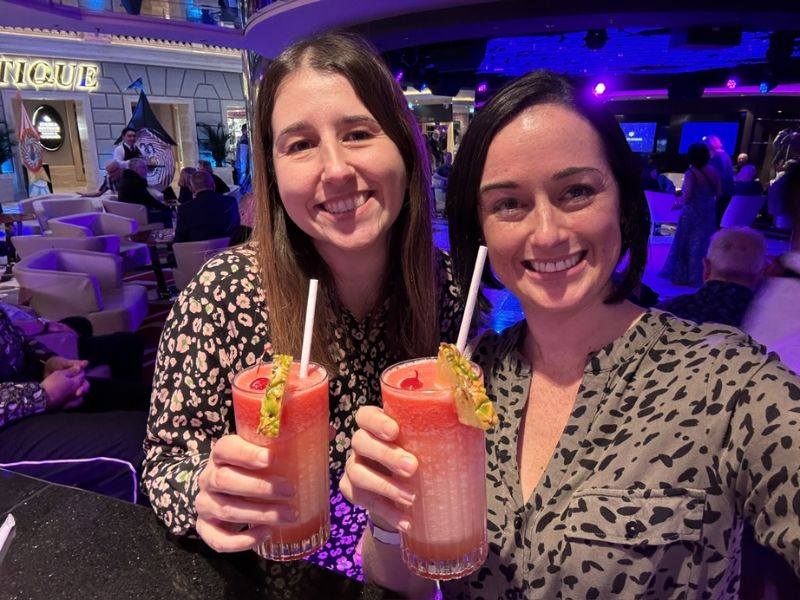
left=48, top=212, right=150, bottom=270
left=11, top=234, right=121, bottom=259
left=720, top=195, right=766, bottom=229
left=172, top=237, right=230, bottom=290
left=13, top=249, right=148, bottom=335
left=34, top=197, right=102, bottom=232
left=102, top=198, right=164, bottom=232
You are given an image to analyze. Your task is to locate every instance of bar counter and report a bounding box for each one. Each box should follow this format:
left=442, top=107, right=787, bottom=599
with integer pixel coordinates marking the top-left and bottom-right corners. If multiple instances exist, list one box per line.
left=0, top=469, right=386, bottom=599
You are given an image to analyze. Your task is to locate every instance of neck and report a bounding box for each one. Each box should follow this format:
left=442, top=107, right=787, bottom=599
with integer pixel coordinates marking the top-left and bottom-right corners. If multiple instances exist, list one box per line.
left=706, top=275, right=755, bottom=289
left=320, top=244, right=389, bottom=320
left=522, top=300, right=644, bottom=382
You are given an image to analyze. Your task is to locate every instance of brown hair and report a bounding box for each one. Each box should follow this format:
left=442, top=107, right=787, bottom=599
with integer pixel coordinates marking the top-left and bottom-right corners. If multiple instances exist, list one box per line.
left=251, top=32, right=438, bottom=366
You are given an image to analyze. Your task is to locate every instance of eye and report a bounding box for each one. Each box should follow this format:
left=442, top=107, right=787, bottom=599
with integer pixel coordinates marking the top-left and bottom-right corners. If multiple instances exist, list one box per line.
left=286, top=139, right=314, bottom=154
left=488, top=197, right=527, bottom=217
left=563, top=185, right=596, bottom=202
left=343, top=129, right=374, bottom=142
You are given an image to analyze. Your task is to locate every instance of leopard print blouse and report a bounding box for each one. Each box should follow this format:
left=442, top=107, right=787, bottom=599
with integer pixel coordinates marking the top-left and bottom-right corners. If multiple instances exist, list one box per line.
left=442, top=310, right=800, bottom=599
left=141, top=246, right=463, bottom=578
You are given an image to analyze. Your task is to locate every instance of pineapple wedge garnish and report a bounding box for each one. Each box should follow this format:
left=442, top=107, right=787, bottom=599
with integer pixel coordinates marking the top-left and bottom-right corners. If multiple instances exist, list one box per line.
left=257, top=354, right=292, bottom=437
left=436, top=343, right=497, bottom=430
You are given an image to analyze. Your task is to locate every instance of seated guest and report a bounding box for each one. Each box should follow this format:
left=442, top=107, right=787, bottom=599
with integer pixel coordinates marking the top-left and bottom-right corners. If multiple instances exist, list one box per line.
left=173, top=170, right=239, bottom=244
left=229, top=191, right=255, bottom=245
left=197, top=159, right=230, bottom=194
left=744, top=161, right=800, bottom=372
left=80, top=160, right=122, bottom=197
left=658, top=227, right=765, bottom=326
left=117, top=158, right=173, bottom=228
left=0, top=305, right=149, bottom=503
left=733, top=164, right=764, bottom=196
left=640, top=159, right=676, bottom=194
left=177, top=167, right=196, bottom=204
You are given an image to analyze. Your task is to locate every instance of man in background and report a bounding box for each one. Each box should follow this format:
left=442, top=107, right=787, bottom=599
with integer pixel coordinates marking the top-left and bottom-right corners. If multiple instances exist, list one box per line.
left=658, top=227, right=766, bottom=327
left=117, top=158, right=172, bottom=228
left=80, top=160, right=122, bottom=197
left=112, top=127, right=143, bottom=169
left=705, top=135, right=735, bottom=226
left=174, top=170, right=239, bottom=244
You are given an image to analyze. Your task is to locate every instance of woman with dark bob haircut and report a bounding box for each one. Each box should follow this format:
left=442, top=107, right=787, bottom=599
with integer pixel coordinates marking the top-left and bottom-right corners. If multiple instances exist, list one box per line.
left=661, top=141, right=721, bottom=286
left=142, top=32, right=464, bottom=578
left=341, top=70, right=800, bottom=598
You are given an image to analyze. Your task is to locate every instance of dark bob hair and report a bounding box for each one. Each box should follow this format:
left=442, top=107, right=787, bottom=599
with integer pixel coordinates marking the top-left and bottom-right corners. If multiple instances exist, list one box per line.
left=445, top=70, right=650, bottom=315
left=687, top=142, right=711, bottom=168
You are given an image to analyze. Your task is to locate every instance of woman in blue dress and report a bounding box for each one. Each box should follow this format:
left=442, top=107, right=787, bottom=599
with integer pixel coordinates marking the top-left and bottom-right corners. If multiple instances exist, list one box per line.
left=661, top=142, right=721, bottom=287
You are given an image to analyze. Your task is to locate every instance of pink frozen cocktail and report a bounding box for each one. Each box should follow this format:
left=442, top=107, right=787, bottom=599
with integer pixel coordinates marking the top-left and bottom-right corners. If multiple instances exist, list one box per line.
left=232, top=360, right=330, bottom=560
left=381, top=357, right=488, bottom=580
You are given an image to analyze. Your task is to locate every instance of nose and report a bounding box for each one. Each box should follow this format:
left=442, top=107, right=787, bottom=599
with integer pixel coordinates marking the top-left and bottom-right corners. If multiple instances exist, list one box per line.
left=320, top=141, right=355, bottom=185
left=527, top=201, right=567, bottom=249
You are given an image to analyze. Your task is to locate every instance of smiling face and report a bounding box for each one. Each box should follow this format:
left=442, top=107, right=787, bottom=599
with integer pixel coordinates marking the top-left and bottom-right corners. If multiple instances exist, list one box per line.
left=478, top=104, right=622, bottom=317
left=270, top=67, right=407, bottom=265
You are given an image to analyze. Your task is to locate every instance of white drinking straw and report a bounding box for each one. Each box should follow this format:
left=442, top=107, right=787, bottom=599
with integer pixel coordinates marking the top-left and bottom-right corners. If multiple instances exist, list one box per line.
left=456, top=245, right=488, bottom=353
left=299, top=279, right=319, bottom=379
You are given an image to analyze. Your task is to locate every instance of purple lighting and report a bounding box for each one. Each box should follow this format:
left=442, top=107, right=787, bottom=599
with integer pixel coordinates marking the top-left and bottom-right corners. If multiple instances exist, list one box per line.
left=593, top=82, right=607, bottom=96
left=477, top=82, right=488, bottom=94
left=394, top=70, right=404, bottom=82
left=726, top=78, right=738, bottom=89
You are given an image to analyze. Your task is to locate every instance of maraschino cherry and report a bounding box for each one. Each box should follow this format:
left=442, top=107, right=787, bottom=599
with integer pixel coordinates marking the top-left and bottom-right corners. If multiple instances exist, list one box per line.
left=250, top=377, right=270, bottom=391
left=400, top=370, right=423, bottom=390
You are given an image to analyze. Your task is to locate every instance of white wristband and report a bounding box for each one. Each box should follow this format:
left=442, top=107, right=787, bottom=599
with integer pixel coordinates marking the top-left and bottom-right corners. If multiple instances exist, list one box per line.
left=367, top=517, right=401, bottom=545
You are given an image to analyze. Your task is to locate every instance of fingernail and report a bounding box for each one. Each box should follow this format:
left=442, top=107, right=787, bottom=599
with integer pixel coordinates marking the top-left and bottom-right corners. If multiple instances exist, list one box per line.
left=398, top=490, right=416, bottom=506
left=398, top=520, right=411, bottom=533
left=278, top=481, right=295, bottom=497
left=257, top=450, right=270, bottom=465
left=282, top=508, right=298, bottom=522
left=398, top=455, right=416, bottom=474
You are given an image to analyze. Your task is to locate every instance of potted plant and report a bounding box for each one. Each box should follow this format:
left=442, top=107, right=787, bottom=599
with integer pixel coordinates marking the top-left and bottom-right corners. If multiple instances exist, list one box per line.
left=196, top=122, right=232, bottom=167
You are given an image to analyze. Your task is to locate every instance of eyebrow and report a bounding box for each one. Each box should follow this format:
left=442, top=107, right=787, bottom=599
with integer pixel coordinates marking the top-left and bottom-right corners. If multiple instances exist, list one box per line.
left=275, top=115, right=379, bottom=141
left=479, top=166, right=603, bottom=195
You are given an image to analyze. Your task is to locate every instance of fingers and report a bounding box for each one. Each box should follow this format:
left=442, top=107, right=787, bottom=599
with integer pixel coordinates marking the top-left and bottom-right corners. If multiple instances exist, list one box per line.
left=211, top=435, right=271, bottom=470
left=340, top=467, right=411, bottom=533
left=200, top=463, right=295, bottom=500
left=351, top=428, right=417, bottom=477
left=344, top=450, right=416, bottom=507
left=355, top=406, right=400, bottom=441
left=195, top=489, right=297, bottom=527
left=196, top=517, right=271, bottom=554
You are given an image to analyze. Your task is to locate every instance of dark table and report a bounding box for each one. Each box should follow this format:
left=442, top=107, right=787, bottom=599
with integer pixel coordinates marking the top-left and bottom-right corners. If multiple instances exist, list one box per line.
left=0, top=469, right=387, bottom=600
left=130, top=227, right=177, bottom=300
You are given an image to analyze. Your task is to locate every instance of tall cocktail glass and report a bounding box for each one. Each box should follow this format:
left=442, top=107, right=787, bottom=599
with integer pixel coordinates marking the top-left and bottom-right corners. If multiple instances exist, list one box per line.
left=380, top=357, right=487, bottom=580
left=232, top=360, right=330, bottom=561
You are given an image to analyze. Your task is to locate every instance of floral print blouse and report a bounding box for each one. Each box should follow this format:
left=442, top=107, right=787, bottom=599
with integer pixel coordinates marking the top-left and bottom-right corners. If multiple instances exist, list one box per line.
left=0, top=307, right=54, bottom=429
left=142, top=247, right=463, bottom=578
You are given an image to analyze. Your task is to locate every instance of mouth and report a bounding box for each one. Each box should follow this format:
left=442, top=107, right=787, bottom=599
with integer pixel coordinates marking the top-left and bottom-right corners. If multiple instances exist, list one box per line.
left=318, top=192, right=369, bottom=215
left=523, top=251, right=586, bottom=274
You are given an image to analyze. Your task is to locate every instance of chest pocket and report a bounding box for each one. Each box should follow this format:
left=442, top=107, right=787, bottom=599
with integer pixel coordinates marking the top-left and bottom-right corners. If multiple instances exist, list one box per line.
left=565, top=487, right=706, bottom=545
left=559, top=488, right=707, bottom=598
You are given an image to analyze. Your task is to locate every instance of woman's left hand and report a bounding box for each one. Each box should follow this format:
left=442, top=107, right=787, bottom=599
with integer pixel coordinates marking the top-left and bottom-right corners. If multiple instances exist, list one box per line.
left=43, top=356, right=89, bottom=377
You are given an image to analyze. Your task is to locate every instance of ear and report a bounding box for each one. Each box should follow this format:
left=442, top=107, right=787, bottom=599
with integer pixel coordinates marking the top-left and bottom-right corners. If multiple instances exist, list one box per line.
left=702, top=258, right=711, bottom=282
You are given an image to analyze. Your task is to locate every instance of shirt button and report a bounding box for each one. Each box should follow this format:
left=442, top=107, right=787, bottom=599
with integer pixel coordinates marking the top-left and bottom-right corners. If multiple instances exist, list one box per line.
left=625, top=520, right=644, bottom=538
left=514, top=516, right=523, bottom=530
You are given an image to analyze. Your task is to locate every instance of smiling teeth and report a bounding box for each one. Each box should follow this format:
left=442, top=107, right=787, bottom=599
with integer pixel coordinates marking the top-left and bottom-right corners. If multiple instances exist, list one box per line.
left=322, top=193, right=367, bottom=215
left=529, top=253, right=582, bottom=273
